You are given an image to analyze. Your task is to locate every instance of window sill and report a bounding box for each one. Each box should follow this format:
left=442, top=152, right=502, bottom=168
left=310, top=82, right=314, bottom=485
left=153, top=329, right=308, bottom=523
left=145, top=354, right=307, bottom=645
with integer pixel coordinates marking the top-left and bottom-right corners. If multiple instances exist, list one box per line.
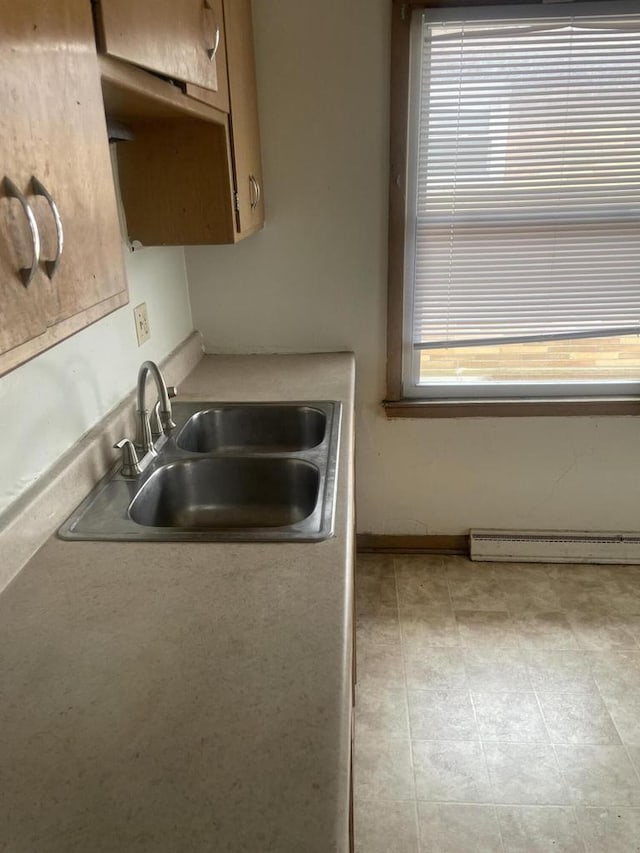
left=383, top=397, right=640, bottom=418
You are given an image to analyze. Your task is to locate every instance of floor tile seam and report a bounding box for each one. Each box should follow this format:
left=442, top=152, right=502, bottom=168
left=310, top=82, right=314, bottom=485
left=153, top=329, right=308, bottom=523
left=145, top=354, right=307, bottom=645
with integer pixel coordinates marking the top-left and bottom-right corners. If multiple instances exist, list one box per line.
left=547, top=740, right=611, bottom=812
left=616, top=730, right=640, bottom=791
left=413, top=736, right=592, bottom=745
left=417, top=798, right=501, bottom=807
left=571, top=803, right=590, bottom=853
left=477, top=680, right=600, bottom=694
left=492, top=802, right=508, bottom=853
left=414, top=800, right=586, bottom=809
left=354, top=791, right=417, bottom=804
left=394, top=557, right=450, bottom=611
left=510, top=604, right=582, bottom=644
left=535, top=686, right=566, bottom=750
left=574, top=640, right=640, bottom=654
left=354, top=796, right=420, bottom=805
left=598, top=682, right=640, bottom=711
left=599, top=694, right=640, bottom=748
left=415, top=800, right=507, bottom=853
left=412, top=795, right=575, bottom=806
left=453, top=610, right=583, bottom=654
left=444, top=566, right=466, bottom=652
left=355, top=733, right=414, bottom=750
left=414, top=708, right=568, bottom=738
left=412, top=686, right=540, bottom=697
left=533, top=686, right=622, bottom=747
left=534, top=686, right=603, bottom=698
left=356, top=641, right=405, bottom=660
left=398, top=564, right=468, bottom=692
left=564, top=609, right=640, bottom=653
left=519, top=639, right=585, bottom=654
left=491, top=802, right=585, bottom=853
left=412, top=803, right=422, bottom=853
left=578, top=805, right=640, bottom=813
left=467, top=688, right=497, bottom=817
left=411, top=733, right=632, bottom=746
left=394, top=557, right=420, bottom=803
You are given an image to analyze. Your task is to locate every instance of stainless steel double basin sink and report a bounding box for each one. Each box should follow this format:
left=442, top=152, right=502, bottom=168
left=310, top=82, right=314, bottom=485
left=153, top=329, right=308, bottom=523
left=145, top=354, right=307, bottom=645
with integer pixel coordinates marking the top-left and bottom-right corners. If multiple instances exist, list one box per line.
left=59, top=401, right=341, bottom=542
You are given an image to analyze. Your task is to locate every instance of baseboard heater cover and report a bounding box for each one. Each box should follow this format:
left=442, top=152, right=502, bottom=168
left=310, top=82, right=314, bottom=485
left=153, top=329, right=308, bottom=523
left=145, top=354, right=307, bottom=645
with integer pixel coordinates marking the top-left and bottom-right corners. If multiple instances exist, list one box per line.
left=470, top=529, right=640, bottom=564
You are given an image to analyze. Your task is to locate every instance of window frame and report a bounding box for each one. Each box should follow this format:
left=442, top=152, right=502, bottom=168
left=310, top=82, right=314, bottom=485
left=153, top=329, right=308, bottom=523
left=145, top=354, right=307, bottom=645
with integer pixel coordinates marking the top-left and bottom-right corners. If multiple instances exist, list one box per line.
left=385, top=0, right=640, bottom=417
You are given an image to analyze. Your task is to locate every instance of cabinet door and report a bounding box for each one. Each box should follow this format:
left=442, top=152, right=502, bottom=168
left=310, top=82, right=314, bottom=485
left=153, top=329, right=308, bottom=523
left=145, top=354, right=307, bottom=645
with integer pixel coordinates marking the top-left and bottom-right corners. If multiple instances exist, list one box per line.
left=225, top=0, right=264, bottom=235
left=0, top=186, right=48, bottom=354
left=96, top=0, right=229, bottom=108
left=0, top=0, right=127, bottom=373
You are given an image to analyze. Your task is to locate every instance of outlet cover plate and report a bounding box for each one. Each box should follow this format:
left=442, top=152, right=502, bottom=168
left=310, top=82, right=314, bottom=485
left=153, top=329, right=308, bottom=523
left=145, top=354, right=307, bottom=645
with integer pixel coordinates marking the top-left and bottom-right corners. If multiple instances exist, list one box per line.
left=134, top=302, right=150, bottom=346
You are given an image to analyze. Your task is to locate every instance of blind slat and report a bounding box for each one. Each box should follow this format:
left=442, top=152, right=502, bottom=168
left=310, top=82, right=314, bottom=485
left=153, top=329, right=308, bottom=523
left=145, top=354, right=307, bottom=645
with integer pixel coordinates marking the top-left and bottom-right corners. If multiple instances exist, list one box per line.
left=411, top=11, right=640, bottom=349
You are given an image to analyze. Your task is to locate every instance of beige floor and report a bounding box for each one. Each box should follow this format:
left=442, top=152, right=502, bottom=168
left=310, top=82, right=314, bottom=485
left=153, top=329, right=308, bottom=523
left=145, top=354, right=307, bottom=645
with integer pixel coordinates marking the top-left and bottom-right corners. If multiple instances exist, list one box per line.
left=354, top=554, right=640, bottom=853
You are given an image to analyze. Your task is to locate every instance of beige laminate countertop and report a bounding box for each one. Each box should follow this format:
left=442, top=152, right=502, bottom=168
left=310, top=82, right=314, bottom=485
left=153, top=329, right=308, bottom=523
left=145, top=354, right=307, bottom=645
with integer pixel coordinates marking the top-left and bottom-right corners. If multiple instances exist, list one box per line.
left=0, top=353, right=355, bottom=853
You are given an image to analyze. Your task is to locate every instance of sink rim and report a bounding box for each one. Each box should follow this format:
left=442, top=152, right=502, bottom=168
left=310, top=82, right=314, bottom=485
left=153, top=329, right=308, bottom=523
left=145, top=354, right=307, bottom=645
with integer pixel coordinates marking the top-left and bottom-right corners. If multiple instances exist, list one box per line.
left=57, top=399, right=341, bottom=543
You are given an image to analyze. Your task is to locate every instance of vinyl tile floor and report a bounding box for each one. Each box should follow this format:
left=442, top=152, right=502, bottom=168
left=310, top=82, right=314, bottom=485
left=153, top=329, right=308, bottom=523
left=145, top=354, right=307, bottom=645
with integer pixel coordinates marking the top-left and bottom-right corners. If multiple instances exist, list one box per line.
left=353, top=554, right=640, bottom=853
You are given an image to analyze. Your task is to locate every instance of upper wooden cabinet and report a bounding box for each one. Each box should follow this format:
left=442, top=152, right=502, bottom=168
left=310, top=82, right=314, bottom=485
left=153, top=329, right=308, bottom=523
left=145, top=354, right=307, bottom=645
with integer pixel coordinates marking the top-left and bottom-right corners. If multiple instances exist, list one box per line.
left=97, top=0, right=264, bottom=245
left=225, top=0, right=264, bottom=236
left=94, top=0, right=230, bottom=113
left=0, top=0, right=128, bottom=376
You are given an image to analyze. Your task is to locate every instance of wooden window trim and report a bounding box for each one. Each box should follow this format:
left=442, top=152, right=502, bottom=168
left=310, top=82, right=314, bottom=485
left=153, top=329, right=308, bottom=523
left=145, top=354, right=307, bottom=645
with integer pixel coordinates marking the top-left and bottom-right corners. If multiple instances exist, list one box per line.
left=385, top=0, right=640, bottom=418
left=384, top=398, right=640, bottom=418
left=386, top=1, right=411, bottom=402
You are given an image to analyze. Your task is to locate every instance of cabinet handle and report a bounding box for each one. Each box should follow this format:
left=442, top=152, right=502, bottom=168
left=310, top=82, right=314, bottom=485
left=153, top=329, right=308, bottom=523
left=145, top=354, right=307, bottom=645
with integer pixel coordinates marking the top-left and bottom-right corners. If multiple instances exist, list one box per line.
left=31, top=176, right=64, bottom=280
left=3, top=176, right=40, bottom=286
left=249, top=174, right=261, bottom=210
left=203, top=0, right=220, bottom=61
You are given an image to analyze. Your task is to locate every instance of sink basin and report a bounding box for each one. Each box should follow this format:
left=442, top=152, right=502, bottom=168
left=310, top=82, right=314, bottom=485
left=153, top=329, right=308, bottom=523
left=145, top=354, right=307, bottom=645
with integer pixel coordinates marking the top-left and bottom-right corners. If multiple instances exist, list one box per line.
left=177, top=404, right=326, bottom=453
left=129, top=457, right=319, bottom=529
left=58, top=399, right=341, bottom=542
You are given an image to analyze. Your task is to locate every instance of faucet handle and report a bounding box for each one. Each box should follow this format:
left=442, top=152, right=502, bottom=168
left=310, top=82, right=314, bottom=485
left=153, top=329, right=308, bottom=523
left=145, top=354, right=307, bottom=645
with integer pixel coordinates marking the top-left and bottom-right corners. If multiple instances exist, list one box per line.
left=114, top=439, right=142, bottom=478
left=159, top=385, right=177, bottom=432
left=150, top=401, right=163, bottom=439
left=150, top=397, right=175, bottom=438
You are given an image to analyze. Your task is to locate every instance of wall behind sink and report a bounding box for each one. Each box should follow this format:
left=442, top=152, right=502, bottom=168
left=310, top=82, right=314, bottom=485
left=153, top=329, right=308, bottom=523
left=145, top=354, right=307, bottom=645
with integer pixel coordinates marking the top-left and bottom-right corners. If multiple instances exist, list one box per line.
left=186, top=0, right=640, bottom=536
left=0, top=247, right=194, bottom=516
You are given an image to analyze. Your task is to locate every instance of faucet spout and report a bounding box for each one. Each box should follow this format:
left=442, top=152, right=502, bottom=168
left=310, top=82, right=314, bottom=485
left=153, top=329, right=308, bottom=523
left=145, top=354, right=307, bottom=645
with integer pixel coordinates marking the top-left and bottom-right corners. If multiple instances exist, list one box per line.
left=135, top=360, right=177, bottom=453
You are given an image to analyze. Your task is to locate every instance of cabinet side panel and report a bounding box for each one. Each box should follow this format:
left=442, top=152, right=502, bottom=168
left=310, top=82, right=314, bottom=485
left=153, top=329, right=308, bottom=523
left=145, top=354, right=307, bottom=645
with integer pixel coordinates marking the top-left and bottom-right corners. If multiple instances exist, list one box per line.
left=224, top=0, right=264, bottom=235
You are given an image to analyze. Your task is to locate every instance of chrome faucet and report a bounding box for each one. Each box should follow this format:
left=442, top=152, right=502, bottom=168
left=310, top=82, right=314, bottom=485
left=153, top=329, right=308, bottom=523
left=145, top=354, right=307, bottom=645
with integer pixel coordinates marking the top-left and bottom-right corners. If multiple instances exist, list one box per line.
left=114, top=360, right=177, bottom=477
left=135, top=360, right=177, bottom=453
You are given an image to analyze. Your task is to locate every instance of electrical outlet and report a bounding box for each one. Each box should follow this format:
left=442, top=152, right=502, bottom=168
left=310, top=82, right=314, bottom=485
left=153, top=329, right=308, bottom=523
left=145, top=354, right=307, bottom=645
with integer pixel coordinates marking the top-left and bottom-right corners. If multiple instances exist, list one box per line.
left=134, top=302, right=150, bottom=346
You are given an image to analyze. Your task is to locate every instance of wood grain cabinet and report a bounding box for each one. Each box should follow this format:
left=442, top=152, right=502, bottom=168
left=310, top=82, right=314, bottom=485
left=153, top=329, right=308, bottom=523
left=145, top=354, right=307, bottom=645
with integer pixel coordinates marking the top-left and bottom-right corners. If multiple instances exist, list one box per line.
left=0, top=0, right=128, bottom=376
left=94, top=0, right=230, bottom=113
left=99, top=0, right=264, bottom=245
left=224, top=0, right=264, bottom=236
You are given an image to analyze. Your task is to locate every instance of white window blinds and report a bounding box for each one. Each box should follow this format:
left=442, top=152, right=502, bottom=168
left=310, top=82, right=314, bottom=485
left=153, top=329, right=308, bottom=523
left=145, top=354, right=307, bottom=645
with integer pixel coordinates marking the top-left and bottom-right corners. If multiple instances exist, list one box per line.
left=411, top=7, right=640, bottom=352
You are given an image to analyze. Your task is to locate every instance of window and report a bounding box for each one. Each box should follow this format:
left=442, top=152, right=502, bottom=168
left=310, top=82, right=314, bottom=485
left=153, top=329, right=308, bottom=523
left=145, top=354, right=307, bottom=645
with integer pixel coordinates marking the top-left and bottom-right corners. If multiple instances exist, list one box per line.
left=387, top=1, right=640, bottom=415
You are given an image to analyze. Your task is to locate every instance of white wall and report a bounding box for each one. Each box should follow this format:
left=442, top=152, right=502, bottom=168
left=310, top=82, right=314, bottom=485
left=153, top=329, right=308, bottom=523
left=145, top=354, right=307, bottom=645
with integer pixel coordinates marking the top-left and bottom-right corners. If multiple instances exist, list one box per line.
left=0, top=246, right=193, bottom=515
left=185, top=0, right=640, bottom=535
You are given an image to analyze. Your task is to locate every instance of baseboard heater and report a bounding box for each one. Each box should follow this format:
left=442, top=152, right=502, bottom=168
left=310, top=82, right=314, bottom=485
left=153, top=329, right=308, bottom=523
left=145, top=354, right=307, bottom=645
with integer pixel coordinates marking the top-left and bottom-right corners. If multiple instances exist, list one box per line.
left=470, top=529, right=640, bottom=564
